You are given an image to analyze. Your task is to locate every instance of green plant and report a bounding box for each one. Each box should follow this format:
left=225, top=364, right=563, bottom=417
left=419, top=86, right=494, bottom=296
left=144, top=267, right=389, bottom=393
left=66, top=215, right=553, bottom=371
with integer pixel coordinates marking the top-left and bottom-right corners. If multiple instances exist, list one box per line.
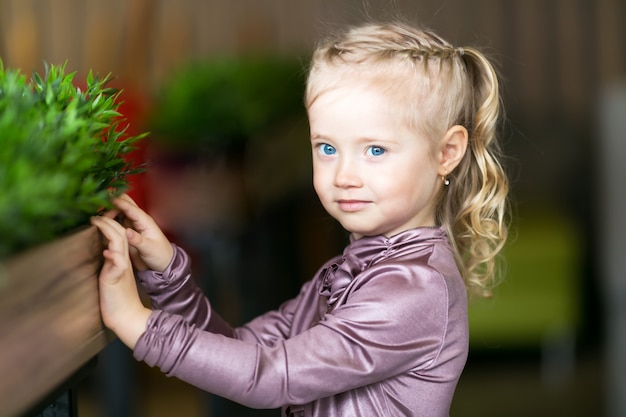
left=0, top=60, right=147, bottom=258
left=149, top=55, right=306, bottom=155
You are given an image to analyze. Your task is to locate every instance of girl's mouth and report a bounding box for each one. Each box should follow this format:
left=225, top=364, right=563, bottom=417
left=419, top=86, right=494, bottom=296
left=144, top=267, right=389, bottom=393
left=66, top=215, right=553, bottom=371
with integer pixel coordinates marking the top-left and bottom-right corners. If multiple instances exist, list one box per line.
left=337, top=200, right=370, bottom=212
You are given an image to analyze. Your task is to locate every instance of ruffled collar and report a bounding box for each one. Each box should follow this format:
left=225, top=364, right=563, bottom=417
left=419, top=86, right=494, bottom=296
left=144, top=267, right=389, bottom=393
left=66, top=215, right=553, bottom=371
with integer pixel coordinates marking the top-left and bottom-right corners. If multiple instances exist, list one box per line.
left=316, top=226, right=448, bottom=316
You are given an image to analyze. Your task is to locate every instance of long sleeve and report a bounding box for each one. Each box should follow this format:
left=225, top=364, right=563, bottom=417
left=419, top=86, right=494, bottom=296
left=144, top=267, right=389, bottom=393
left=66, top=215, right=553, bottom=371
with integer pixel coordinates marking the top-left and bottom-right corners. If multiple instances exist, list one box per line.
left=136, top=244, right=233, bottom=336
left=136, top=244, right=303, bottom=346
left=133, top=260, right=467, bottom=413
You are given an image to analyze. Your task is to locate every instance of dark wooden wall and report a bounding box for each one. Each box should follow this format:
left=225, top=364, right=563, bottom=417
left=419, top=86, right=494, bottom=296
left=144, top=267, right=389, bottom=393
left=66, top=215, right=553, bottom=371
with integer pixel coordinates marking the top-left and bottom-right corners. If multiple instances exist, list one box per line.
left=1, top=0, right=623, bottom=113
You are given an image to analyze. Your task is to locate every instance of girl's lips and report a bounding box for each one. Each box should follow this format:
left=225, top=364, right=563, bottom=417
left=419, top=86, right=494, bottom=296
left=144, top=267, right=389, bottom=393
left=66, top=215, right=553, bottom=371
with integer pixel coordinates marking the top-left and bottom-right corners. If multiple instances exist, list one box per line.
left=337, top=200, right=370, bottom=212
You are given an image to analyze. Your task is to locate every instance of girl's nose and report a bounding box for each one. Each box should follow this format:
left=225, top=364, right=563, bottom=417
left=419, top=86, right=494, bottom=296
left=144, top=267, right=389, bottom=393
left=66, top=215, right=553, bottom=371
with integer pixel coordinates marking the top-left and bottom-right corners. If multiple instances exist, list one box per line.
left=333, top=157, right=362, bottom=188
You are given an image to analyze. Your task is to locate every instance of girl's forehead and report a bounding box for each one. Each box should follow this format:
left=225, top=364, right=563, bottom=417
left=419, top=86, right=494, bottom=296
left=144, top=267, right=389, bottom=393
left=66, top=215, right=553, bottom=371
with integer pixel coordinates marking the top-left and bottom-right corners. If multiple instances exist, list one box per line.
left=310, top=82, right=390, bottom=111
left=308, top=63, right=418, bottom=107
left=308, top=81, right=424, bottom=143
left=309, top=81, right=397, bottom=123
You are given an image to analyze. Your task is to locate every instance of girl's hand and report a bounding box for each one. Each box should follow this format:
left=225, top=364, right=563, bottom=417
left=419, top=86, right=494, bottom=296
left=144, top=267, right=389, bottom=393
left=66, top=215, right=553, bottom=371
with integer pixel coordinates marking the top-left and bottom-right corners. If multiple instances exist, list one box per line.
left=111, top=193, right=174, bottom=272
left=91, top=215, right=151, bottom=349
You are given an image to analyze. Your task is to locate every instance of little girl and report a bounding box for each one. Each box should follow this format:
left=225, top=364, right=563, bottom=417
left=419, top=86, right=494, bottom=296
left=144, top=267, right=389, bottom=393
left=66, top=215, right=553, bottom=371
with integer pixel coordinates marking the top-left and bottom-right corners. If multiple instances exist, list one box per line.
left=92, top=21, right=509, bottom=417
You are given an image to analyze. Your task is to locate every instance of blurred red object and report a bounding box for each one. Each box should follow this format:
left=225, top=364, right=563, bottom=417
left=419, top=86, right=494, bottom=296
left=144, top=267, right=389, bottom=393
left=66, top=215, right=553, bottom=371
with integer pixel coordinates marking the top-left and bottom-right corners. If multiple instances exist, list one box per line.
left=73, top=77, right=150, bottom=209
left=112, top=84, right=150, bottom=209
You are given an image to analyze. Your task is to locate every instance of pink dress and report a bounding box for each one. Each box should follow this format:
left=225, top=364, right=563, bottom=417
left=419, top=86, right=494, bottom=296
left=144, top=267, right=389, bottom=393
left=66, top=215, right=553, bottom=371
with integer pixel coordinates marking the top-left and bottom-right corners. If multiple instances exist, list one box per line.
left=133, top=226, right=469, bottom=416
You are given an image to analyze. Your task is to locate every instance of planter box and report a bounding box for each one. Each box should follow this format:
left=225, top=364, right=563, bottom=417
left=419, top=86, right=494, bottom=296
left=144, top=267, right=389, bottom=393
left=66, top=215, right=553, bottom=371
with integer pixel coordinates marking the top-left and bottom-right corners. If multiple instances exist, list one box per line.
left=0, top=226, right=115, bottom=417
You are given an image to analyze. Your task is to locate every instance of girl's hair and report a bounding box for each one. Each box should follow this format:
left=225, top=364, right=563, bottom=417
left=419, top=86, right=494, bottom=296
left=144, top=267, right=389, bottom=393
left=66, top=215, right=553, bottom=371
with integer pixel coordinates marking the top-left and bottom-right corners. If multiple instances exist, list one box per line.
left=305, top=22, right=509, bottom=296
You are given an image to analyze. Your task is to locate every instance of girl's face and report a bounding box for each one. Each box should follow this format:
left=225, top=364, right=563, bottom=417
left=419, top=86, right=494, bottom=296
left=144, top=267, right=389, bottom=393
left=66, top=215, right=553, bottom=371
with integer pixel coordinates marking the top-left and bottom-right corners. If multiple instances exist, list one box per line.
left=308, top=79, right=443, bottom=239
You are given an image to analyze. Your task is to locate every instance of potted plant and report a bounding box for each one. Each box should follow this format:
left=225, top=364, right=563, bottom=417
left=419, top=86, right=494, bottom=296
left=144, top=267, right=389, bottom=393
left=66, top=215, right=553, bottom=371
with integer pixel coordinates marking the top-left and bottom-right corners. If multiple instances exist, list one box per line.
left=145, top=55, right=308, bottom=234
left=0, top=60, right=146, bottom=417
left=149, top=55, right=305, bottom=157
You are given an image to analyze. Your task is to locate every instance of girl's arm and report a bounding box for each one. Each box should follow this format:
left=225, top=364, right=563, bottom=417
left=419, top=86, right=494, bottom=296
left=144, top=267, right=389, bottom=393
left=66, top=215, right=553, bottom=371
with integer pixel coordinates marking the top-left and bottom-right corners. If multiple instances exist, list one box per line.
left=103, top=194, right=229, bottom=332
left=133, top=264, right=465, bottom=409
left=137, top=243, right=304, bottom=342
left=135, top=244, right=235, bottom=336
left=95, top=194, right=298, bottom=343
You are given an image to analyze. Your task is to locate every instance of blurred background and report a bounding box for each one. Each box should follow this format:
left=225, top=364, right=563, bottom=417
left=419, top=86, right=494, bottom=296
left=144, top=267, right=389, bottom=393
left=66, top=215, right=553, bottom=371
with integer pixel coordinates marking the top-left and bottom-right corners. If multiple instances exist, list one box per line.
left=1, top=0, right=624, bottom=416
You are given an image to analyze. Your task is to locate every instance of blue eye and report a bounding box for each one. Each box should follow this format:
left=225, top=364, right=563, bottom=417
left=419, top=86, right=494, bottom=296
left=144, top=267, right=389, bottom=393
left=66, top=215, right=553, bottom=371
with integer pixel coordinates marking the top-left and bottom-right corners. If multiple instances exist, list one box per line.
left=320, top=144, right=336, bottom=155
left=368, top=146, right=386, bottom=156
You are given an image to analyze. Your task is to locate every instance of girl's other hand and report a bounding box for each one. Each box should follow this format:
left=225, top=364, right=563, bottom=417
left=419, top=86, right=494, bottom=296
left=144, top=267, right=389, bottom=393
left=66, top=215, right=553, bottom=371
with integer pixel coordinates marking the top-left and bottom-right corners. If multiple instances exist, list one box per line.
left=111, top=193, right=174, bottom=272
left=90, top=215, right=151, bottom=349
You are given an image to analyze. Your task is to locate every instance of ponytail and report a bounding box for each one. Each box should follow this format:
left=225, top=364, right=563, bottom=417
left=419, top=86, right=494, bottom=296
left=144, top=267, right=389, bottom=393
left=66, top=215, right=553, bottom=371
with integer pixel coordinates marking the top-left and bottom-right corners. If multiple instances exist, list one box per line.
left=439, top=46, right=509, bottom=296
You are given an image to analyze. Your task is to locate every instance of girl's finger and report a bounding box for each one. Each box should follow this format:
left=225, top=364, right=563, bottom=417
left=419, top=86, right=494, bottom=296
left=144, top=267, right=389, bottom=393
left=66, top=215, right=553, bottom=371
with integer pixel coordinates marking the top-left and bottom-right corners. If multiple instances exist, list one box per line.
left=91, top=217, right=133, bottom=283
left=111, top=197, right=152, bottom=232
left=125, top=227, right=143, bottom=247
left=92, top=215, right=125, bottom=238
left=128, top=245, right=149, bottom=271
left=101, top=248, right=128, bottom=275
left=116, top=193, right=139, bottom=207
left=91, top=216, right=128, bottom=253
left=102, top=208, right=121, bottom=219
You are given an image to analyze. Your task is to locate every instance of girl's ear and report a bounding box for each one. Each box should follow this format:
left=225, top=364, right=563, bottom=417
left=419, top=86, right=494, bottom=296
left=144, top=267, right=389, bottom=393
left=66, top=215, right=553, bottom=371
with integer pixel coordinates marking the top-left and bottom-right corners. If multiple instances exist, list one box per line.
left=438, top=125, right=468, bottom=175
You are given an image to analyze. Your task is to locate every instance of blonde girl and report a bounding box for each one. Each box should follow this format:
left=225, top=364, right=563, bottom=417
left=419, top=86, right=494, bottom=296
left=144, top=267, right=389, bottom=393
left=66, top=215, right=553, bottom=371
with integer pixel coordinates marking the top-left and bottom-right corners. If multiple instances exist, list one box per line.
left=92, top=21, right=508, bottom=417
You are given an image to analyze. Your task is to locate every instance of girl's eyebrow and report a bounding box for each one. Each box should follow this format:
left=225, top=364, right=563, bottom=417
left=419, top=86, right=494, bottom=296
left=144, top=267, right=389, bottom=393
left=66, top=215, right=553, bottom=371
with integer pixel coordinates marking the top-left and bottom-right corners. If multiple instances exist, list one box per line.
left=356, top=136, right=397, bottom=145
left=310, top=134, right=398, bottom=147
left=310, top=133, right=331, bottom=141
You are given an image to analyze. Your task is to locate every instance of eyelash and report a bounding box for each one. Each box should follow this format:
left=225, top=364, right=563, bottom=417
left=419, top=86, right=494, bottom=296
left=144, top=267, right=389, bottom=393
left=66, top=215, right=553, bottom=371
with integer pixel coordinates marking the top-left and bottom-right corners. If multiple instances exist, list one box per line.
left=368, top=146, right=386, bottom=156
left=316, top=144, right=386, bottom=157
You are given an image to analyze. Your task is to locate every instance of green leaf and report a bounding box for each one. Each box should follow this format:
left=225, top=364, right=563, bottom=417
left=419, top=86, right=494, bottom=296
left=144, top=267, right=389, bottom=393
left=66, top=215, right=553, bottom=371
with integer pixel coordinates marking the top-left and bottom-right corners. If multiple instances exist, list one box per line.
left=0, top=59, right=148, bottom=258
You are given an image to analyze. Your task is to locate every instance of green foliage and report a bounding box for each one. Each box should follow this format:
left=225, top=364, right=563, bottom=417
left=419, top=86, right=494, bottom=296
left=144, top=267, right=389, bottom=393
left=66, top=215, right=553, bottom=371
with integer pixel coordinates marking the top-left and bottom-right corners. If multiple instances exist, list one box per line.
left=0, top=60, right=147, bottom=258
left=149, top=55, right=306, bottom=154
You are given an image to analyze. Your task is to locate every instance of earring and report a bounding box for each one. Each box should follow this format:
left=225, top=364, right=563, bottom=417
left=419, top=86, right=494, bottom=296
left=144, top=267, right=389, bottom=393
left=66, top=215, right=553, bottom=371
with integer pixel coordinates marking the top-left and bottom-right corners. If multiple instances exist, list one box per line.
left=442, top=175, right=450, bottom=186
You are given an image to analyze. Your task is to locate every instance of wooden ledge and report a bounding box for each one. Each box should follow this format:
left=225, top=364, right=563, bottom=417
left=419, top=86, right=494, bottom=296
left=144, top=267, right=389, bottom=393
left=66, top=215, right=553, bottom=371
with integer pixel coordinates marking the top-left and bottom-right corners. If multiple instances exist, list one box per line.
left=0, top=226, right=115, bottom=417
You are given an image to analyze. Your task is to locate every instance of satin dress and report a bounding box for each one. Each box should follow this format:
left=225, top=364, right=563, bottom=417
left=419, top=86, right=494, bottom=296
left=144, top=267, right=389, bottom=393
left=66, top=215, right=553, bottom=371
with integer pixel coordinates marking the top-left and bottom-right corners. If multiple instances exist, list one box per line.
left=133, top=226, right=469, bottom=416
